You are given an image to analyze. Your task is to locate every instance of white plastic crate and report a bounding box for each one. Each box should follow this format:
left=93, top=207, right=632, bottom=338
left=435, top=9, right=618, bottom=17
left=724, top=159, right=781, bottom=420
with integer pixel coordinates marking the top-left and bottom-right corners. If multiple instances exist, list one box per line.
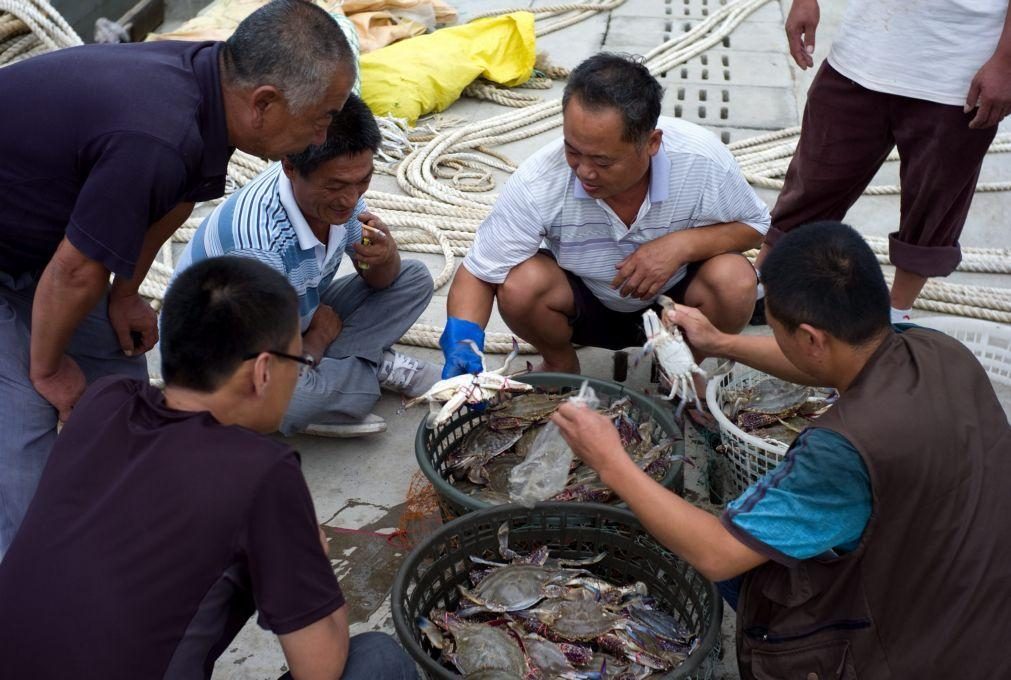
left=914, top=317, right=1011, bottom=387
left=707, top=318, right=1011, bottom=497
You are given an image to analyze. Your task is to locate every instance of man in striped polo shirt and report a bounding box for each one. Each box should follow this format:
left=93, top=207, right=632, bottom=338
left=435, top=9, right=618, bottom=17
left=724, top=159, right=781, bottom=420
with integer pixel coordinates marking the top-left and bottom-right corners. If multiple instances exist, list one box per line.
left=178, top=95, right=439, bottom=437
left=441, top=53, right=771, bottom=382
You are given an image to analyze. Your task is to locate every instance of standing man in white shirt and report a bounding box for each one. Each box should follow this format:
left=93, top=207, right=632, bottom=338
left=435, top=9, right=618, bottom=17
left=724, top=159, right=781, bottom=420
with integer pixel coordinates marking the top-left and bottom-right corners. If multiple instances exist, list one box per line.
left=754, top=0, right=1011, bottom=324
left=440, top=53, right=771, bottom=378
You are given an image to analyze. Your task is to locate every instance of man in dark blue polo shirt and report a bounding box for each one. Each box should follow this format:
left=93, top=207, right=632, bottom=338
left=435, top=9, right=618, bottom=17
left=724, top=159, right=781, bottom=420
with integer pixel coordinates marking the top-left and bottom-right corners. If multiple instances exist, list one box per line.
left=0, top=257, right=418, bottom=680
left=0, top=0, right=357, bottom=558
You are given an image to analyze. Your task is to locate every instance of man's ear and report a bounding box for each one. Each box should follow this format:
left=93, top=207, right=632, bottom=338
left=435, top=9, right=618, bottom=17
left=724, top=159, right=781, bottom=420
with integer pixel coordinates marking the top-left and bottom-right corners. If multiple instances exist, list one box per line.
left=251, top=353, right=272, bottom=397
left=281, top=158, right=297, bottom=180
left=249, top=85, right=283, bottom=130
left=796, top=323, right=830, bottom=358
left=646, top=128, right=663, bottom=157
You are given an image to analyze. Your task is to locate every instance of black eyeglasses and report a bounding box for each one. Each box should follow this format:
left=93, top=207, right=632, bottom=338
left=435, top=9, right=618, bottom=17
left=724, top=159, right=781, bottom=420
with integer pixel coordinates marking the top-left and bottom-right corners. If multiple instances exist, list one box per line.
left=243, top=350, right=315, bottom=376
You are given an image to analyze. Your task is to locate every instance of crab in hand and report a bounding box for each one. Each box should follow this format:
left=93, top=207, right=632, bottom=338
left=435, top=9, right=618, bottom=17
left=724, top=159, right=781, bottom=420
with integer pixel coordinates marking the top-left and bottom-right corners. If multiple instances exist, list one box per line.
left=405, top=338, right=533, bottom=428
left=639, top=295, right=706, bottom=414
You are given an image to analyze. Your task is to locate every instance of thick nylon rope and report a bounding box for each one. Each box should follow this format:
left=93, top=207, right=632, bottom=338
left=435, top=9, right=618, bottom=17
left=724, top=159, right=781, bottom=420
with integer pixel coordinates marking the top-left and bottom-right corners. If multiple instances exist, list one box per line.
left=5, top=0, right=1009, bottom=352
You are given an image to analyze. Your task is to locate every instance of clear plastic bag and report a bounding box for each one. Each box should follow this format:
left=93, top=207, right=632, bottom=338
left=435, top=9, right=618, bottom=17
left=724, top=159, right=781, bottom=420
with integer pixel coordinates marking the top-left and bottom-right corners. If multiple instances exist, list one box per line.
left=508, top=381, right=599, bottom=507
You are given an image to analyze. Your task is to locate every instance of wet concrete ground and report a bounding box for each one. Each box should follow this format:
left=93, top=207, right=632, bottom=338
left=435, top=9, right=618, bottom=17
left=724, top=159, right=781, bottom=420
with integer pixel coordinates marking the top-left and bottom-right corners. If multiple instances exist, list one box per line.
left=156, top=0, right=1011, bottom=677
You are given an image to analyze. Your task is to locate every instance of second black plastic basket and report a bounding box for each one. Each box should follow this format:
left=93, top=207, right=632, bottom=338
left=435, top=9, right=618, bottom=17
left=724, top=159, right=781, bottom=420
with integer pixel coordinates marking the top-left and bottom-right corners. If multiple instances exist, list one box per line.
left=414, top=372, right=685, bottom=519
left=391, top=502, right=723, bottom=679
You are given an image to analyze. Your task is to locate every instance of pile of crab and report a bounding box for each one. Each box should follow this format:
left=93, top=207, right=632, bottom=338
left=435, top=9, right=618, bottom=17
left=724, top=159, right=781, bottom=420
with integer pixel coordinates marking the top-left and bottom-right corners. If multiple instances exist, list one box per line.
left=722, top=375, right=837, bottom=447
left=417, top=524, right=699, bottom=679
left=447, top=392, right=677, bottom=506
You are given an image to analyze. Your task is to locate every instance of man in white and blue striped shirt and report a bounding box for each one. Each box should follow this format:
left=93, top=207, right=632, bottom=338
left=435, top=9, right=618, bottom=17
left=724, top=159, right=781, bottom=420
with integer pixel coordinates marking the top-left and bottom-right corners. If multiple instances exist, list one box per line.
left=442, top=54, right=770, bottom=380
left=177, top=96, right=439, bottom=437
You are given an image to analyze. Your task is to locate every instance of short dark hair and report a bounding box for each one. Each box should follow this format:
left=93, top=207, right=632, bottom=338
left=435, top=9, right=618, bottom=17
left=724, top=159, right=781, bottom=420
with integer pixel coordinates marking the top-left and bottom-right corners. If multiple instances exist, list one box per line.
left=762, top=221, right=890, bottom=345
left=223, top=0, right=353, bottom=113
left=161, top=257, right=299, bottom=392
left=286, top=94, right=381, bottom=177
left=562, top=53, right=663, bottom=146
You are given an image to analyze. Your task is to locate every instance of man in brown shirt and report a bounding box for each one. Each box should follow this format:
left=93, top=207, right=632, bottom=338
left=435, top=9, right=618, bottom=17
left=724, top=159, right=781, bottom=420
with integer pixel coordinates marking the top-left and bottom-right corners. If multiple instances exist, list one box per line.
left=553, top=221, right=1011, bottom=677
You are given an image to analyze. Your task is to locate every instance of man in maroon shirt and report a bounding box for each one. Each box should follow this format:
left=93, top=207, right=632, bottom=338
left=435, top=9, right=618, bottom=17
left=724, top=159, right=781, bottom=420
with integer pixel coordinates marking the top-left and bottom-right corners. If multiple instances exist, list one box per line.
left=0, top=0, right=357, bottom=559
left=0, top=257, right=417, bottom=680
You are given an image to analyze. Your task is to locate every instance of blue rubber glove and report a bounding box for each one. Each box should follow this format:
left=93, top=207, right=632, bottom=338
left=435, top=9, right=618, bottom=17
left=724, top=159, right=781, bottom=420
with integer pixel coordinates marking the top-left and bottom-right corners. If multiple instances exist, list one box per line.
left=440, top=317, right=486, bottom=379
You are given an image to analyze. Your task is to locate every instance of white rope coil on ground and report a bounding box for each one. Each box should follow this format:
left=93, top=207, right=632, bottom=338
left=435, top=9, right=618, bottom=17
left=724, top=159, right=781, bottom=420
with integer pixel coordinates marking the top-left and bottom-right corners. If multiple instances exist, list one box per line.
left=0, top=0, right=79, bottom=67
left=7, top=0, right=1011, bottom=352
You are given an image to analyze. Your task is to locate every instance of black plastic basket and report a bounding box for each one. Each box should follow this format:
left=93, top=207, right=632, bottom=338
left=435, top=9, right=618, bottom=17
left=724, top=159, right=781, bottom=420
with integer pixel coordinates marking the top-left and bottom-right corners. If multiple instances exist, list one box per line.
left=415, top=373, right=684, bottom=519
left=391, top=502, right=723, bottom=679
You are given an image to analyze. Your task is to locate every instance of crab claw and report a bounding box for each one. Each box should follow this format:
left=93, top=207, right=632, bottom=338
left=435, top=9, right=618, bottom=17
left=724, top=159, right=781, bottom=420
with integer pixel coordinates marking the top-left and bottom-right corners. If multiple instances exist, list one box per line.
left=417, top=616, right=446, bottom=649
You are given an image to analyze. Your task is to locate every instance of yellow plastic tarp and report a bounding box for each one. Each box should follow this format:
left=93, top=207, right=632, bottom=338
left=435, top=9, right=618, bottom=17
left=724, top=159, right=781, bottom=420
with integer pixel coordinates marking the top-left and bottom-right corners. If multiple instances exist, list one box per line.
left=360, top=12, right=535, bottom=124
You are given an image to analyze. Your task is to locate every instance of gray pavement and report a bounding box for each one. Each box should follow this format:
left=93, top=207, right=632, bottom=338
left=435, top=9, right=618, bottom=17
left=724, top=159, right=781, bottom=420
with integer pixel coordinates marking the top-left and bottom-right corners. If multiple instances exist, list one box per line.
left=147, top=0, right=1011, bottom=676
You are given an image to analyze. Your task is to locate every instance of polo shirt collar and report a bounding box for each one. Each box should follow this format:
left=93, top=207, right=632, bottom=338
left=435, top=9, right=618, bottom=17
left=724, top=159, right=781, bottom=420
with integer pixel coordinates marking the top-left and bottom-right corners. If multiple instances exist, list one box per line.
left=278, top=171, right=323, bottom=252
left=571, top=148, right=671, bottom=203
left=194, top=42, right=232, bottom=178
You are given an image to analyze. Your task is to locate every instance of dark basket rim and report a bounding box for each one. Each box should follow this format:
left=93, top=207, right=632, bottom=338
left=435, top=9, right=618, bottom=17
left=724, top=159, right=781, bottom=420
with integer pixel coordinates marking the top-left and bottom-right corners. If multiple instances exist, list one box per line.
left=390, top=501, right=723, bottom=679
left=413, top=372, right=683, bottom=514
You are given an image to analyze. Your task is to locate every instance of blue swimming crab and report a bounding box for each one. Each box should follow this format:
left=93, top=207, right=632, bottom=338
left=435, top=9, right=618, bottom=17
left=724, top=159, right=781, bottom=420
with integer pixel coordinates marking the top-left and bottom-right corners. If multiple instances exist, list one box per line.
left=724, top=376, right=836, bottom=431
left=406, top=338, right=533, bottom=428
left=419, top=612, right=528, bottom=677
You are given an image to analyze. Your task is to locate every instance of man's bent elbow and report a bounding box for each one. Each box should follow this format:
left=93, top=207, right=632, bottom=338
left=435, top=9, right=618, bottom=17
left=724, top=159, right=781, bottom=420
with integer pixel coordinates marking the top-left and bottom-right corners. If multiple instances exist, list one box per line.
left=47, top=239, right=110, bottom=292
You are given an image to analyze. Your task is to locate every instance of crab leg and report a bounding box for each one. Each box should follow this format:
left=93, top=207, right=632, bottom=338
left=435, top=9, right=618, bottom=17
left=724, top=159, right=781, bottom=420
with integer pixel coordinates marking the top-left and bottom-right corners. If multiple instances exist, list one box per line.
left=493, top=337, right=521, bottom=376
left=459, top=339, right=488, bottom=373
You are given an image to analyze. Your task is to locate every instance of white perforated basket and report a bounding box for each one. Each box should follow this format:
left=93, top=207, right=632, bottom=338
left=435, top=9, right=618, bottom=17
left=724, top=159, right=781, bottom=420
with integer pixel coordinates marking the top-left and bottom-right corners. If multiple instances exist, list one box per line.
left=706, top=317, right=1011, bottom=498
left=705, top=365, right=790, bottom=499
left=913, top=317, right=1011, bottom=387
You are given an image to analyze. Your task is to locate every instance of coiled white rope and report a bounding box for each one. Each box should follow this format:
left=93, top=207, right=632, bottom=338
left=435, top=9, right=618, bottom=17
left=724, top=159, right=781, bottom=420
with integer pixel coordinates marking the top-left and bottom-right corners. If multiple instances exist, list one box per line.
left=5, top=0, right=1010, bottom=348
left=0, top=0, right=79, bottom=67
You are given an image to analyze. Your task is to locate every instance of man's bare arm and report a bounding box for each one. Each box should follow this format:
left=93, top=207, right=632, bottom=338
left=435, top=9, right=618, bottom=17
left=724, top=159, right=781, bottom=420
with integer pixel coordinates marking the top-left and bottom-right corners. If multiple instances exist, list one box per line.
left=109, top=202, right=194, bottom=297
left=671, top=304, right=822, bottom=386
left=278, top=605, right=350, bottom=680
left=107, top=202, right=194, bottom=355
left=613, top=222, right=762, bottom=299
left=553, top=404, right=768, bottom=582
left=30, top=239, right=110, bottom=418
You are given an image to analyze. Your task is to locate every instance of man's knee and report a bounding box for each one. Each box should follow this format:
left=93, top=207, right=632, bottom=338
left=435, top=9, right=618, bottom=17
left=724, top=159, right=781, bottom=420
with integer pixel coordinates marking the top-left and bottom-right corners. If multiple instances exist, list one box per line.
left=689, top=254, right=757, bottom=308
left=343, top=632, right=417, bottom=680
left=397, top=259, right=434, bottom=295
left=498, top=255, right=567, bottom=314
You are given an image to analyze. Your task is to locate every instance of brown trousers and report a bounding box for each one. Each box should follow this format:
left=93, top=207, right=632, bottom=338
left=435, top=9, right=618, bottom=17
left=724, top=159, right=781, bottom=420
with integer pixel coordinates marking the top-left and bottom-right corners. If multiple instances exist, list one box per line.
left=766, top=62, right=998, bottom=277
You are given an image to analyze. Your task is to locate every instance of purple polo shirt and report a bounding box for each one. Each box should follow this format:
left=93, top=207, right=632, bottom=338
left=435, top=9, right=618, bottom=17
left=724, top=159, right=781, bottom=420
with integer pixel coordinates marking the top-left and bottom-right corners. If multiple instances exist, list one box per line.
left=0, top=41, right=231, bottom=279
left=0, top=378, right=344, bottom=679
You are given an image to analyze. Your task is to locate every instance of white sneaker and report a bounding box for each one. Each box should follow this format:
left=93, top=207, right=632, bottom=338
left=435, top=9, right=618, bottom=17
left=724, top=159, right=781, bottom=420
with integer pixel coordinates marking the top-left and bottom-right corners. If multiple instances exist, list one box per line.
left=303, top=413, right=387, bottom=438
left=378, top=350, right=441, bottom=398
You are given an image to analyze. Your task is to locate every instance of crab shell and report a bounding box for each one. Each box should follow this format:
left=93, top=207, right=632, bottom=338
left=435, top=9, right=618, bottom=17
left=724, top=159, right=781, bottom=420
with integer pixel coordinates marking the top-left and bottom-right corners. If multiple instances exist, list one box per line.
left=640, top=308, right=706, bottom=409
left=488, top=393, right=566, bottom=430
left=458, top=564, right=576, bottom=613
left=446, top=618, right=528, bottom=676
left=524, top=598, right=626, bottom=642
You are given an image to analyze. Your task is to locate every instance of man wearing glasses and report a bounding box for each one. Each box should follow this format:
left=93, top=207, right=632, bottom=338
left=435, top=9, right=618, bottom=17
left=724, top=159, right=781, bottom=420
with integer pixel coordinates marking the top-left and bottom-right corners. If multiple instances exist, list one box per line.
left=0, top=257, right=418, bottom=680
